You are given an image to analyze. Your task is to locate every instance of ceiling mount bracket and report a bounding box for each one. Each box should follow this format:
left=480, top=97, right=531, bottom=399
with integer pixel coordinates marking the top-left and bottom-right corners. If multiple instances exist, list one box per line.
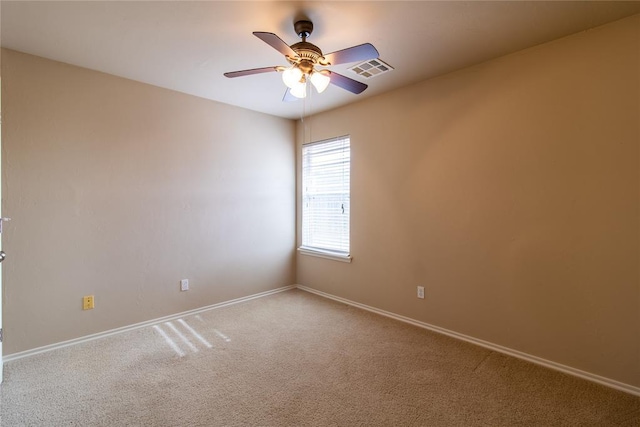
left=294, top=20, right=313, bottom=40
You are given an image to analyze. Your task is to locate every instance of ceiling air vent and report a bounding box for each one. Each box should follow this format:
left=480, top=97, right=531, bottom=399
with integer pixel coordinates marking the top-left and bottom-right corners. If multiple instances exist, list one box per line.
left=348, top=59, right=394, bottom=79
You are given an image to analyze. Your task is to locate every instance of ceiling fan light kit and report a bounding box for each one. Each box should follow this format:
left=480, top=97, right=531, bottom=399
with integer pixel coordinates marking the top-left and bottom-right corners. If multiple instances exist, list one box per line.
left=282, top=67, right=330, bottom=99
left=310, top=70, right=331, bottom=93
left=289, top=80, right=308, bottom=99
left=224, top=19, right=380, bottom=101
left=282, top=66, right=303, bottom=88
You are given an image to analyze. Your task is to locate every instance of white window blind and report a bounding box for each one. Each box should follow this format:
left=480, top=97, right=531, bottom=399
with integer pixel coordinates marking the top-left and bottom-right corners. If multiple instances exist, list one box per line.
left=301, top=136, right=350, bottom=256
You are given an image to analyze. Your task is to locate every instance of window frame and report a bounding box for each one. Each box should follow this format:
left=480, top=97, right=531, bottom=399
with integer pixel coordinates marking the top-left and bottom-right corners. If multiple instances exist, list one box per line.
left=298, top=135, right=352, bottom=263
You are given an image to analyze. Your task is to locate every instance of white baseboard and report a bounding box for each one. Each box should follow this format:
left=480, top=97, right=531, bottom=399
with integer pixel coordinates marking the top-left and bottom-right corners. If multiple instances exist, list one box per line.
left=3, top=285, right=295, bottom=363
left=5, top=283, right=638, bottom=397
left=296, top=284, right=640, bottom=397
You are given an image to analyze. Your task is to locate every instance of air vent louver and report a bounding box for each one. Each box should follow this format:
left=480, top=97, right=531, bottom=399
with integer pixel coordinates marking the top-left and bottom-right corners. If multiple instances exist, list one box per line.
left=348, top=58, right=394, bottom=79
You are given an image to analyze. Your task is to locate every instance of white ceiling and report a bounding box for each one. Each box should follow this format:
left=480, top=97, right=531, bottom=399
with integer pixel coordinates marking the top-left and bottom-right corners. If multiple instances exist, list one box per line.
left=2, top=1, right=639, bottom=120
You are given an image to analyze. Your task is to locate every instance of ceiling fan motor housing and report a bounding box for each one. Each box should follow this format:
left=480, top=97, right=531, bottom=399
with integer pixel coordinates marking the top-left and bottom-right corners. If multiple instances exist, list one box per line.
left=290, top=41, right=323, bottom=72
left=288, top=20, right=325, bottom=73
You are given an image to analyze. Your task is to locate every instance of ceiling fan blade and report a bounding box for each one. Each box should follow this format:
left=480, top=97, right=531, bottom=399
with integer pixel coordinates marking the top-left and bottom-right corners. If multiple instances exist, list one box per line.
left=253, top=32, right=297, bottom=58
left=327, top=71, right=368, bottom=94
left=322, top=43, right=379, bottom=66
left=224, top=66, right=281, bottom=78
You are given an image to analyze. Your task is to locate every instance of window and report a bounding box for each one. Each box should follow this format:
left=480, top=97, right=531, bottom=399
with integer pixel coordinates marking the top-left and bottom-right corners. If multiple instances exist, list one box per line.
left=300, top=135, right=351, bottom=262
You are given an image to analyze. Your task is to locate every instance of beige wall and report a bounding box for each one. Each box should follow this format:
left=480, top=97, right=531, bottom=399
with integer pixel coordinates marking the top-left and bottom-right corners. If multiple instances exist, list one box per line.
left=2, top=14, right=638, bottom=389
left=297, top=15, right=639, bottom=387
left=1, top=49, right=295, bottom=354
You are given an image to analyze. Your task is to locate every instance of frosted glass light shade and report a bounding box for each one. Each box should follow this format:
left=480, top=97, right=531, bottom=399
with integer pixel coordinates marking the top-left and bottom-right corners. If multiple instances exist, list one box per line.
left=282, top=67, right=303, bottom=88
left=290, top=82, right=307, bottom=98
left=310, top=71, right=330, bottom=93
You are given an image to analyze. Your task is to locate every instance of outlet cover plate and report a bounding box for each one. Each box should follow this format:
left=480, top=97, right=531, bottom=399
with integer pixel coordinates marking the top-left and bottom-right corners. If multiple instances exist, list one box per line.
left=83, top=295, right=95, bottom=310
left=180, top=279, right=189, bottom=291
left=417, top=286, right=425, bottom=299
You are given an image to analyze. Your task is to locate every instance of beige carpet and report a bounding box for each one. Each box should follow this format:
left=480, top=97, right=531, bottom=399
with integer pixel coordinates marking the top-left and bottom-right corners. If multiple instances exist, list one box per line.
left=1, top=289, right=638, bottom=426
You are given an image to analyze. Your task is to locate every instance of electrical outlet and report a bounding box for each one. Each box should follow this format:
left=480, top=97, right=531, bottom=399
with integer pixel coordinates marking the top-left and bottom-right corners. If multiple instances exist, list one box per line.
left=417, top=286, right=425, bottom=299
left=180, top=279, right=189, bottom=291
left=83, top=295, right=95, bottom=310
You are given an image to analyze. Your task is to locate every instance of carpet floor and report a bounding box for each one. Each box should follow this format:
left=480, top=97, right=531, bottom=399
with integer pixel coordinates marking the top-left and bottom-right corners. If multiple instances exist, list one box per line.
left=1, top=289, right=638, bottom=426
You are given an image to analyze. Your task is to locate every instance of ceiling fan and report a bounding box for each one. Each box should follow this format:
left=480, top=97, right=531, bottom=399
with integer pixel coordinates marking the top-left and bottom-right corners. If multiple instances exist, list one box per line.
left=224, top=20, right=379, bottom=101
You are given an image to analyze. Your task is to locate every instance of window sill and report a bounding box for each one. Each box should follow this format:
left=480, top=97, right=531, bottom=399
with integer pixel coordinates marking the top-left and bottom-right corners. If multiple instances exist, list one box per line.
left=297, top=247, right=352, bottom=263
